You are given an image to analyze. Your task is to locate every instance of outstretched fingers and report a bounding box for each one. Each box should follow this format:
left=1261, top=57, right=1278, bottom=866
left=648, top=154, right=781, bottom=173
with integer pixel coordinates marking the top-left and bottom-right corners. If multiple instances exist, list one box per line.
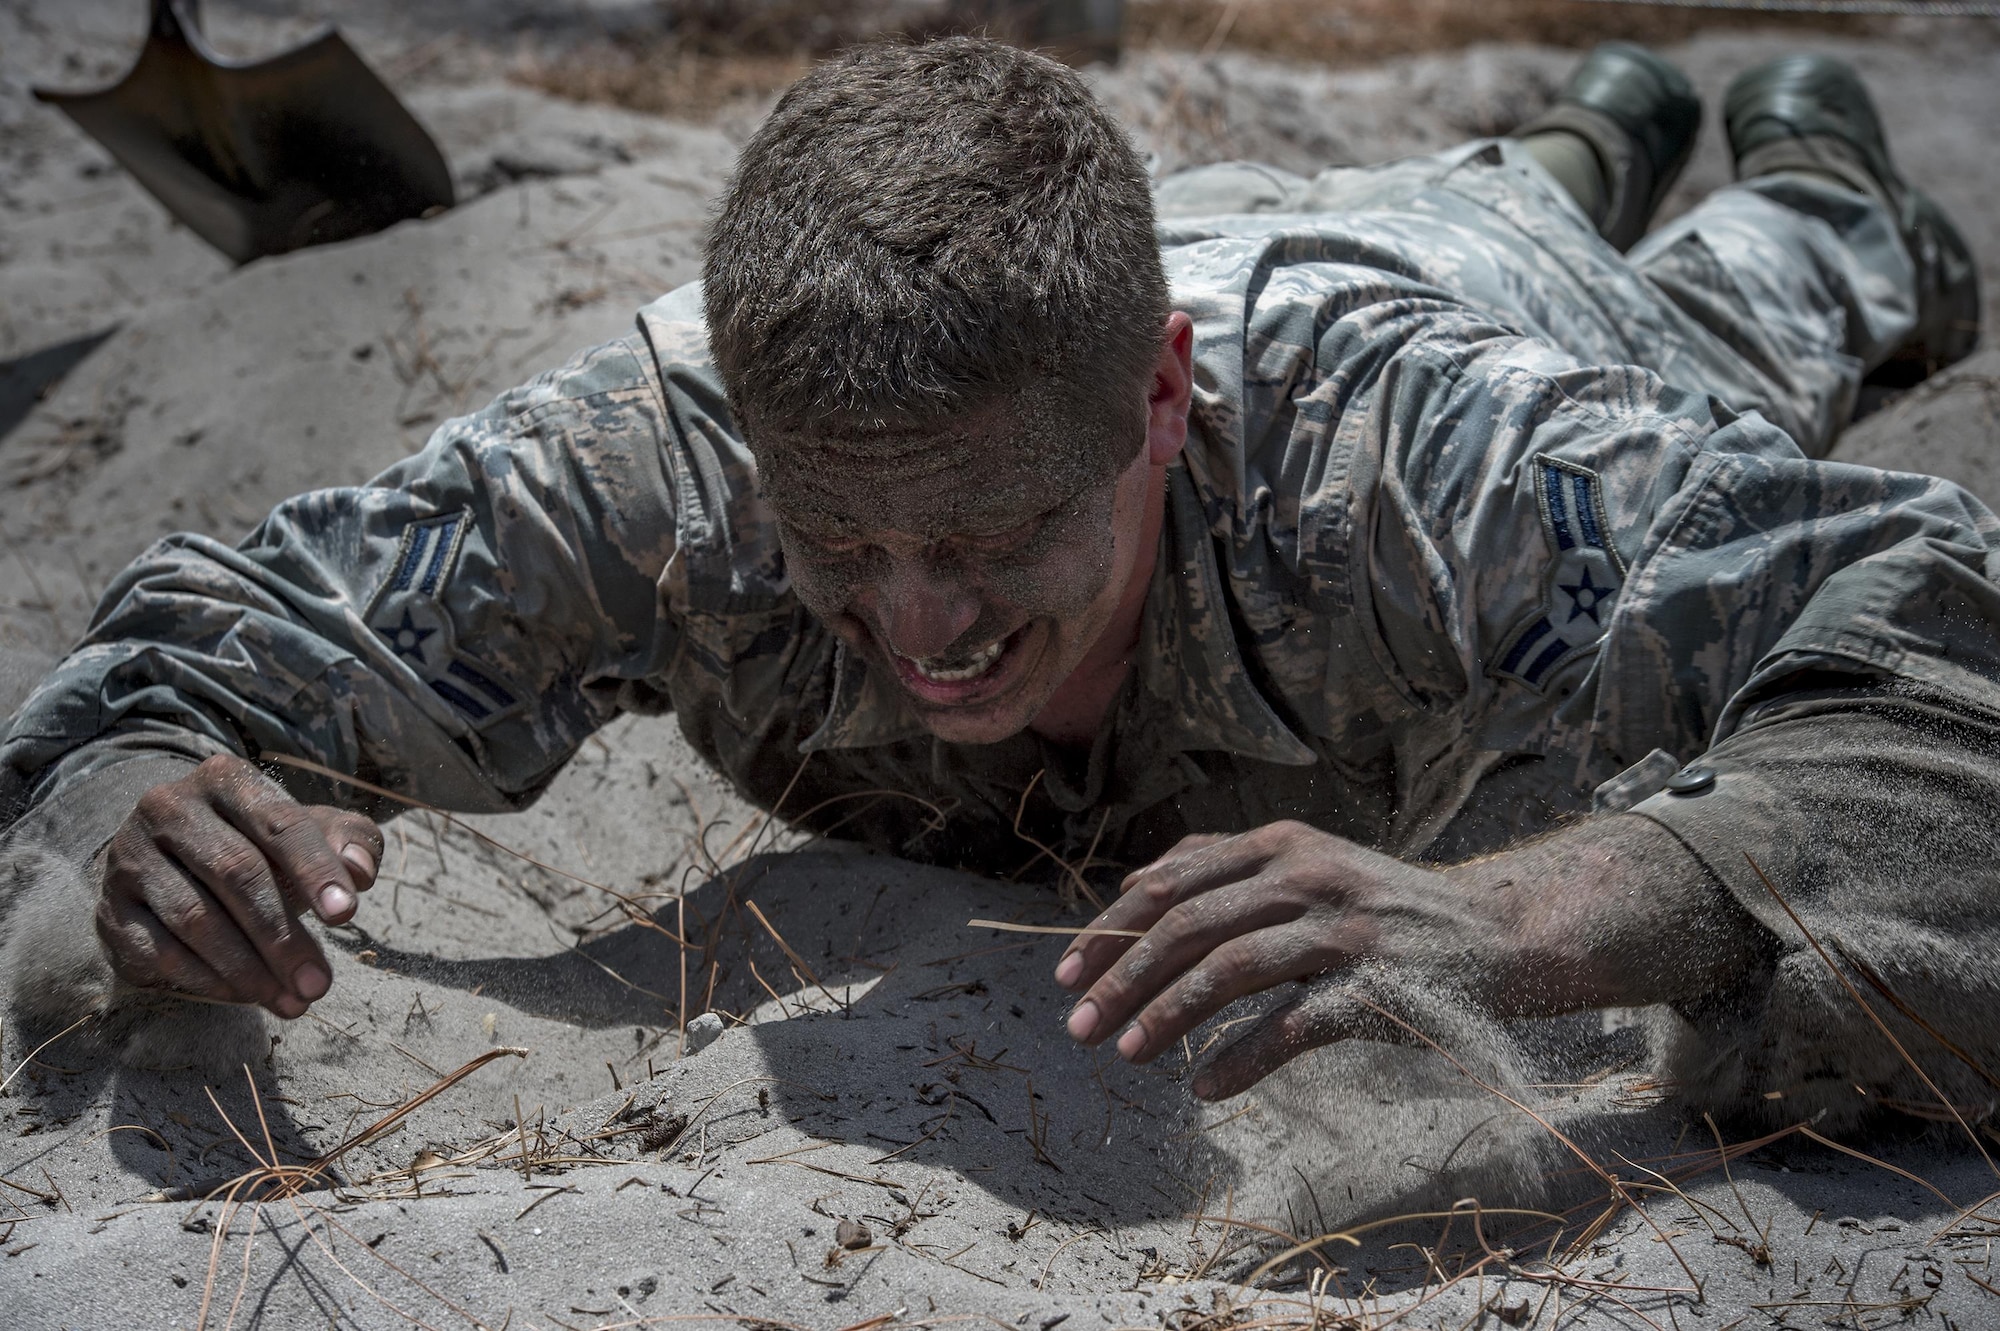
left=206, top=763, right=366, bottom=923
left=96, top=890, right=235, bottom=1003
left=1111, top=926, right=1336, bottom=1064
left=304, top=806, right=385, bottom=923
left=100, top=754, right=385, bottom=1018
left=1064, top=876, right=1313, bottom=1050
left=1054, top=831, right=1270, bottom=994
left=150, top=821, right=321, bottom=1012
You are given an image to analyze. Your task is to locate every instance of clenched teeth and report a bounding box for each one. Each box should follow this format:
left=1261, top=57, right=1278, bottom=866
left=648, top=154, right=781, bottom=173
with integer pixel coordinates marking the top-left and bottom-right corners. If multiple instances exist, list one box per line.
left=910, top=637, right=1006, bottom=683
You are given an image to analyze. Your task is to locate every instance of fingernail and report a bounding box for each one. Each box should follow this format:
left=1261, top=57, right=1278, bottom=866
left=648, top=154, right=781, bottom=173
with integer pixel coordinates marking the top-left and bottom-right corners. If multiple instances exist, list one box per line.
left=318, top=884, right=355, bottom=918
left=339, top=845, right=376, bottom=886
left=1067, top=999, right=1100, bottom=1042
left=1192, top=1076, right=1216, bottom=1100
left=294, top=961, right=331, bottom=1000
left=274, top=993, right=306, bottom=1020
left=1117, top=1026, right=1147, bottom=1061
left=1054, top=953, right=1083, bottom=988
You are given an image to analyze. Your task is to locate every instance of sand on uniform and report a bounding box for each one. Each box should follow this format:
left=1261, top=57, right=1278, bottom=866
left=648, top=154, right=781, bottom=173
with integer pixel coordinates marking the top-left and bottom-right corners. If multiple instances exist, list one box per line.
left=4, top=3, right=2000, bottom=1326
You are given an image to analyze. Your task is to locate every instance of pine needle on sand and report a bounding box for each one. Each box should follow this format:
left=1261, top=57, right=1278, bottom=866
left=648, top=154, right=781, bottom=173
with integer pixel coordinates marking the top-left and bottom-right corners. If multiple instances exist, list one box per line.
left=966, top=918, right=1147, bottom=939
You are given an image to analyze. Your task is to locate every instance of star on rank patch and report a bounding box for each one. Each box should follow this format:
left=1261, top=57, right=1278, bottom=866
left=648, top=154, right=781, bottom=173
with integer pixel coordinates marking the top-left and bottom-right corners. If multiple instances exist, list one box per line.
left=1491, top=456, right=1628, bottom=691
left=377, top=608, right=435, bottom=663
left=364, top=510, right=522, bottom=727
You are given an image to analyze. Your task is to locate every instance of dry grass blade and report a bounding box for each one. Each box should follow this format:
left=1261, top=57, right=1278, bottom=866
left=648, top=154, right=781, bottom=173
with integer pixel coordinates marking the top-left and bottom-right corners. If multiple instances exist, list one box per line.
left=1189, top=1183, right=1238, bottom=1281
left=76, top=1124, right=177, bottom=1188
left=548, top=919, right=676, bottom=1002
left=679, top=1075, right=835, bottom=1150
left=223, top=1197, right=263, bottom=1331
left=1788, top=1125, right=1958, bottom=1210
left=285, top=1205, right=442, bottom=1329
left=966, top=918, right=1146, bottom=939
left=1743, top=853, right=2000, bottom=1179
left=1340, top=993, right=1707, bottom=1300
left=202, top=1083, right=275, bottom=1177
left=1702, top=1112, right=1766, bottom=1249
left=870, top=1091, right=955, bottom=1164
left=694, top=754, right=814, bottom=1008
left=0, top=1012, right=94, bottom=1095
left=1035, top=1226, right=1106, bottom=1289
left=747, top=1155, right=905, bottom=1189
left=195, top=1088, right=279, bottom=1331
left=302, top=1047, right=529, bottom=1190
left=1606, top=1150, right=1742, bottom=1237
left=786, top=786, right=951, bottom=840
left=291, top=1196, right=484, bottom=1329
left=1831, top=937, right=2000, bottom=1094
left=264, top=753, right=639, bottom=908
left=176, top=1049, right=520, bottom=1328
left=1236, top=1207, right=1565, bottom=1290
left=0, top=1173, right=58, bottom=1206
left=1009, top=771, right=1108, bottom=910
left=745, top=898, right=846, bottom=1014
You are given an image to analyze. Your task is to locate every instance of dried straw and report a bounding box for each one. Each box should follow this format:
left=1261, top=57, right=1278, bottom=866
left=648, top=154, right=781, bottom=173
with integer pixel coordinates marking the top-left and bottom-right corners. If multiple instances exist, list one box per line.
left=966, top=918, right=1145, bottom=939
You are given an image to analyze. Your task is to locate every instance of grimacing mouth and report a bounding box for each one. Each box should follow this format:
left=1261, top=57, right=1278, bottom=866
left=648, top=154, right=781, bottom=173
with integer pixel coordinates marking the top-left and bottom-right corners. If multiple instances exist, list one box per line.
left=879, top=622, right=1040, bottom=698
left=906, top=634, right=1008, bottom=683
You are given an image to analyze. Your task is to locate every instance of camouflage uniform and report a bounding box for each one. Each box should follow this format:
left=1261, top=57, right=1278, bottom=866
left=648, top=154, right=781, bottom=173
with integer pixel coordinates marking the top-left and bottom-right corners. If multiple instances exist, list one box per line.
left=7, top=141, right=2000, bottom=1119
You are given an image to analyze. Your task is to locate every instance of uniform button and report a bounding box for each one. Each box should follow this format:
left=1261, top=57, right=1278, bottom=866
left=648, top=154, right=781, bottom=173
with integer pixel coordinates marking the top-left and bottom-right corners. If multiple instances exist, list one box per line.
left=1665, top=765, right=1717, bottom=795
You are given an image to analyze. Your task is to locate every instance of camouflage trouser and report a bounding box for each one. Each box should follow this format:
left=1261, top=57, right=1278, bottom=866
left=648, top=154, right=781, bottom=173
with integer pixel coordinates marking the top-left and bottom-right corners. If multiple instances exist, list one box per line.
left=1153, top=140, right=1918, bottom=458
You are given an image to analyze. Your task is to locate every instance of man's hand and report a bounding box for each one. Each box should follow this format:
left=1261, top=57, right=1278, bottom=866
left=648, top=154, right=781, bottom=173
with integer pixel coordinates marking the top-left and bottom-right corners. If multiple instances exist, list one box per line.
left=96, top=754, right=383, bottom=1018
left=1053, top=822, right=1512, bottom=1099
left=1054, top=816, right=1766, bottom=1101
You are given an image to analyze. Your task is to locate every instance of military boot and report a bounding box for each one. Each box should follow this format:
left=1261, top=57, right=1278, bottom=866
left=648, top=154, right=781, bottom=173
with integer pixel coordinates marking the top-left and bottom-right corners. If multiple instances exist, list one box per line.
left=968, top=0, right=1123, bottom=65
left=1515, top=41, right=1703, bottom=251
left=1727, top=55, right=1980, bottom=383
left=1033, top=0, right=1124, bottom=66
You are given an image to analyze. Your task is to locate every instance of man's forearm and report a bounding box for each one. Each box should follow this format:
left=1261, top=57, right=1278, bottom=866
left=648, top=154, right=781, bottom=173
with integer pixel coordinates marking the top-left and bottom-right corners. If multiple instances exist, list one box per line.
left=1449, top=813, right=1773, bottom=1019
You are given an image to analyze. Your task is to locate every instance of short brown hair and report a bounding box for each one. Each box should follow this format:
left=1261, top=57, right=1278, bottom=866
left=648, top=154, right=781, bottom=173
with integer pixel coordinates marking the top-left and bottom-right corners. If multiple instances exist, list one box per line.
left=702, top=37, right=1169, bottom=438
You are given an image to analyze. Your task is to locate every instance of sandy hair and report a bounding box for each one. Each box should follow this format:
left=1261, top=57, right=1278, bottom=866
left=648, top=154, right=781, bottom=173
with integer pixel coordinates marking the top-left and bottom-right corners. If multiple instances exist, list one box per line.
left=701, top=36, right=1168, bottom=457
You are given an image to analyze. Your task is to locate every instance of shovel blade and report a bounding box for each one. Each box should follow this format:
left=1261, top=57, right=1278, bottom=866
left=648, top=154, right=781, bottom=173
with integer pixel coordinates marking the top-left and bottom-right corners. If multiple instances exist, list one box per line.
left=34, top=0, right=455, bottom=264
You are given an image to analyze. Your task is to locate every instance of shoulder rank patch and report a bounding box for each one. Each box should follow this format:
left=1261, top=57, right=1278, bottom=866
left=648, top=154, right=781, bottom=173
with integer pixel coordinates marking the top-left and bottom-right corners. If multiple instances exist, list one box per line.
left=1490, top=456, right=1627, bottom=691
left=364, top=511, right=521, bottom=727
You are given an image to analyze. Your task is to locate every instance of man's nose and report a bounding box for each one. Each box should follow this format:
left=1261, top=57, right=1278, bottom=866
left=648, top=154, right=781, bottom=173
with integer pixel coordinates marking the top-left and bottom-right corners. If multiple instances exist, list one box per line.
left=871, top=561, right=980, bottom=660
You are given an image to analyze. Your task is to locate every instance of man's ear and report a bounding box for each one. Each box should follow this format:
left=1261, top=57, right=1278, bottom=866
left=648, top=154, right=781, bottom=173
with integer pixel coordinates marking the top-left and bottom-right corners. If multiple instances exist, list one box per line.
left=1145, top=311, right=1196, bottom=468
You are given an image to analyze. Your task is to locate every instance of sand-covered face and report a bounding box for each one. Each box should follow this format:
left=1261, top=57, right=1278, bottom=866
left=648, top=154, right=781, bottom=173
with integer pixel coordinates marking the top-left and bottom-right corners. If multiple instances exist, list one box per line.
left=755, top=400, right=1151, bottom=745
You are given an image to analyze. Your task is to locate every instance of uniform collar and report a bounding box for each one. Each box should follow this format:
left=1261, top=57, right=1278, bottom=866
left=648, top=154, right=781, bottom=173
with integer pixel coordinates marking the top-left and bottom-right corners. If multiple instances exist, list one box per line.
left=799, top=640, right=933, bottom=753
left=801, top=464, right=1316, bottom=766
left=1137, top=465, right=1318, bottom=766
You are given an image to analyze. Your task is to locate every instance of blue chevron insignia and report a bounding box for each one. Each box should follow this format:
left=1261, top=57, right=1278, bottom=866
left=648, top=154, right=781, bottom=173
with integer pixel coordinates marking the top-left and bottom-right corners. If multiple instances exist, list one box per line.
left=364, top=510, right=520, bottom=727
left=1490, top=456, right=1627, bottom=691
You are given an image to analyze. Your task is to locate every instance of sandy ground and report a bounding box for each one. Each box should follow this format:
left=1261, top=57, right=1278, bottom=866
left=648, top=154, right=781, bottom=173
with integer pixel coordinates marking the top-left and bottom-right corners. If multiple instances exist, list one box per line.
left=4, top=3, right=2000, bottom=1327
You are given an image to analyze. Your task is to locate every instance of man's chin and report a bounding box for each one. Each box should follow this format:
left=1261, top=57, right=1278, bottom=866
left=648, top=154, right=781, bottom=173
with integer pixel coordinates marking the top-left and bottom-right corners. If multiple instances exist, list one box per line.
left=898, top=656, right=1053, bottom=745
left=910, top=696, right=1045, bottom=746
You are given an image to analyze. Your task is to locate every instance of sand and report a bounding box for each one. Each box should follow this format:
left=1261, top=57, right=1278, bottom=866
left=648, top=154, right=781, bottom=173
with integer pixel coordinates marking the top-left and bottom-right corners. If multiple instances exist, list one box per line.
left=4, top=3, right=2000, bottom=1327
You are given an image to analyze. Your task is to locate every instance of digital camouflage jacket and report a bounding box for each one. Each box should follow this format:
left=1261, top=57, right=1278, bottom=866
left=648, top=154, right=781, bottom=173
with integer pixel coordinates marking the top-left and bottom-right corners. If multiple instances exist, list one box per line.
left=7, top=142, right=2000, bottom=1122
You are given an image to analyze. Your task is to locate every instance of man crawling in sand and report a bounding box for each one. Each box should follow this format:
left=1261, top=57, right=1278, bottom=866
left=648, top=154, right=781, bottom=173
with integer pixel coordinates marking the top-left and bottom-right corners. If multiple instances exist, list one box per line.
left=2, top=37, right=1992, bottom=1124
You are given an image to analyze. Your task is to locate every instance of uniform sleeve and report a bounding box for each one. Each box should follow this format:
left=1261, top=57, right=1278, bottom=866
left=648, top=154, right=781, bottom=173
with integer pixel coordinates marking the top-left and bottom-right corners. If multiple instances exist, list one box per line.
left=0, top=332, right=690, bottom=874
left=1608, top=449, right=2000, bottom=1128
left=1349, top=314, right=2000, bottom=1126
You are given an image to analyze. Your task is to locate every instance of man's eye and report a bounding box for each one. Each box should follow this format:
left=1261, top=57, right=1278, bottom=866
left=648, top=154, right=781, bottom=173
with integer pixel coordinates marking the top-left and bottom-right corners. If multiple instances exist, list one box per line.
left=795, top=530, right=867, bottom=556
left=959, top=518, right=1043, bottom=554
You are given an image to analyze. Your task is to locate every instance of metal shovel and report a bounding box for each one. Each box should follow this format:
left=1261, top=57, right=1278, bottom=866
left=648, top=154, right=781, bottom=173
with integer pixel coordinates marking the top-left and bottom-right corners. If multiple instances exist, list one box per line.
left=33, top=0, right=454, bottom=265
